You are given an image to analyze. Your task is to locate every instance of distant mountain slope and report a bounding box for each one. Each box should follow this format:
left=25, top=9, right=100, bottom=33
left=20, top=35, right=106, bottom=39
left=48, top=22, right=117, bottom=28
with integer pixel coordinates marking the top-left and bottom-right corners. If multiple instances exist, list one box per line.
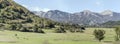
left=34, top=10, right=71, bottom=23
left=102, top=21, right=120, bottom=25
left=33, top=10, right=120, bottom=25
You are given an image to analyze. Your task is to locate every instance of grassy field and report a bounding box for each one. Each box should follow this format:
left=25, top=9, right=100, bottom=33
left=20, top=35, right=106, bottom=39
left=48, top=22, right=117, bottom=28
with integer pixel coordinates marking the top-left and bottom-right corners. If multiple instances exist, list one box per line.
left=0, top=28, right=116, bottom=44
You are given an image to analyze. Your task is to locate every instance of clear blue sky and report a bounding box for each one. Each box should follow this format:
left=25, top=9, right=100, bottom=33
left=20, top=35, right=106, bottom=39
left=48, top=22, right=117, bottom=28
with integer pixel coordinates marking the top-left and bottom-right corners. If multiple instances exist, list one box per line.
left=14, top=0, right=120, bottom=13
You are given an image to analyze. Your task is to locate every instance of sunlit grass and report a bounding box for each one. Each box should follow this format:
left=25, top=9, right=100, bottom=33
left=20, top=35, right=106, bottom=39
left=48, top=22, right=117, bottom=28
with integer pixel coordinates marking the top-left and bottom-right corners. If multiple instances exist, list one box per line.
left=0, top=28, right=115, bottom=44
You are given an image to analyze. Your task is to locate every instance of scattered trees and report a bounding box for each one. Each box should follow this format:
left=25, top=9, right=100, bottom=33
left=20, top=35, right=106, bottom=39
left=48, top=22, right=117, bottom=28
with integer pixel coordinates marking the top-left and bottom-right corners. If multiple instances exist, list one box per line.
left=93, top=29, right=105, bottom=42
left=0, top=0, right=63, bottom=34
left=8, top=24, right=45, bottom=33
left=33, top=24, right=45, bottom=33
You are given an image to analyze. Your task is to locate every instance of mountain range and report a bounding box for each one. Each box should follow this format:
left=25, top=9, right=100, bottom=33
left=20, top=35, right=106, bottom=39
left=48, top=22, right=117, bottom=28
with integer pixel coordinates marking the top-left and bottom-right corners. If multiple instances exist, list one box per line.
left=33, top=10, right=120, bottom=25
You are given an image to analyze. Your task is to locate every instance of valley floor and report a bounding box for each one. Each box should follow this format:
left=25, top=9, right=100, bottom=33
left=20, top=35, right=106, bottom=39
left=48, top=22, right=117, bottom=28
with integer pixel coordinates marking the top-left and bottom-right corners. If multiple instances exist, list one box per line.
left=0, top=28, right=116, bottom=44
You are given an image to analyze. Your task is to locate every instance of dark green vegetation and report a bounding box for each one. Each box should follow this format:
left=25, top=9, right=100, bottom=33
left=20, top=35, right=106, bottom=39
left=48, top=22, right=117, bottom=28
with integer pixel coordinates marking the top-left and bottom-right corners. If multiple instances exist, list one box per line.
left=93, top=29, right=105, bottom=42
left=54, top=27, right=66, bottom=33
left=114, top=27, right=120, bottom=44
left=0, top=0, right=83, bottom=33
left=0, top=0, right=57, bottom=33
left=114, top=27, right=120, bottom=41
left=1, top=0, right=120, bottom=44
left=0, top=28, right=116, bottom=44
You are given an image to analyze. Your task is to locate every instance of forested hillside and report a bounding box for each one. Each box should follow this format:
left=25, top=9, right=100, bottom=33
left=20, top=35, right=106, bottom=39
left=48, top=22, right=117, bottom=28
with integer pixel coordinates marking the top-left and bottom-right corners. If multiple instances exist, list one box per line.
left=0, top=0, right=59, bottom=33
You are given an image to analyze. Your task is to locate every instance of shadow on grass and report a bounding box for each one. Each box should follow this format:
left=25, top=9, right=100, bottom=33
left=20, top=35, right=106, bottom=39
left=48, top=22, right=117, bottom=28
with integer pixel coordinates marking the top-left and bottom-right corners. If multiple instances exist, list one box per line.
left=103, top=41, right=113, bottom=44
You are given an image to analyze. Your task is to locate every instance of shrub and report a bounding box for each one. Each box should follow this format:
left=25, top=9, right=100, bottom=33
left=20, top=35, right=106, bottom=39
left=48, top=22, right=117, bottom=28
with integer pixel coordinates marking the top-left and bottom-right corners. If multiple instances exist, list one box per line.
left=16, top=24, right=23, bottom=31
left=69, top=27, right=85, bottom=33
left=37, top=29, right=45, bottom=33
left=69, top=29, right=75, bottom=33
left=9, top=24, right=17, bottom=30
left=25, top=17, right=33, bottom=23
left=33, top=24, right=39, bottom=32
left=20, top=27, right=29, bottom=32
left=93, top=29, right=105, bottom=42
left=54, top=27, right=66, bottom=33
left=78, top=27, right=86, bottom=33
left=32, top=24, right=45, bottom=33
left=80, top=27, right=86, bottom=30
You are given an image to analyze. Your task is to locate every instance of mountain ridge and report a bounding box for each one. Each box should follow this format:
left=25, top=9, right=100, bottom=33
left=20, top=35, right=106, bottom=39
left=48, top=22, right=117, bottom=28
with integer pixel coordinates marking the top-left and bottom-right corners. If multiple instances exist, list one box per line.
left=33, top=10, right=120, bottom=25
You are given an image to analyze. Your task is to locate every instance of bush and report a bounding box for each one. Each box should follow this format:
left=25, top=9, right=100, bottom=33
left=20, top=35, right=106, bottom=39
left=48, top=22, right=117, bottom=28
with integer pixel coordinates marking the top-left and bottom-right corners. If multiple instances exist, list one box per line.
left=9, top=24, right=17, bottom=30
left=69, top=29, right=75, bottom=33
left=79, top=27, right=86, bottom=33
left=93, top=29, right=105, bottom=42
left=37, top=29, right=45, bottom=33
left=16, top=24, right=23, bottom=31
left=80, top=27, right=86, bottom=30
left=20, top=27, right=29, bottom=32
left=54, top=27, right=66, bottom=33
left=25, top=17, right=33, bottom=23
left=69, top=27, right=85, bottom=33
left=33, top=24, right=39, bottom=32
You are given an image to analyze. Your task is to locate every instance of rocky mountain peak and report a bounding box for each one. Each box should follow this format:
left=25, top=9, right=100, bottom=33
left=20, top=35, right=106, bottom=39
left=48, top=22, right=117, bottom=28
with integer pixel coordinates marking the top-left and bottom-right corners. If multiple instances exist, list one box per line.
left=81, top=10, right=92, bottom=15
left=101, top=10, right=113, bottom=16
left=33, top=10, right=120, bottom=25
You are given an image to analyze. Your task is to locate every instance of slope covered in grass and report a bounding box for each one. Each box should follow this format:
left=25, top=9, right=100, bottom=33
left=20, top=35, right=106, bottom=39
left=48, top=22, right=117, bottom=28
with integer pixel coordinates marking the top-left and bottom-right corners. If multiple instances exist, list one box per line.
left=0, top=28, right=115, bottom=44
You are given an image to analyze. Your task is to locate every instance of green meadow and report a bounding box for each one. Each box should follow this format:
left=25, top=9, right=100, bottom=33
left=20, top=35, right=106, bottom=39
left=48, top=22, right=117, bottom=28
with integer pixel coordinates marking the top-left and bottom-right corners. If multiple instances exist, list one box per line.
left=0, top=28, right=117, bottom=44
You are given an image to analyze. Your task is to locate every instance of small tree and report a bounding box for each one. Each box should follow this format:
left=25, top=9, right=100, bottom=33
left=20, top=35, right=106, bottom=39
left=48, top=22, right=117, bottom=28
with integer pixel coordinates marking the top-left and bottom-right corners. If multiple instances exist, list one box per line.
left=93, top=29, right=105, bottom=42
left=115, top=27, right=120, bottom=41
